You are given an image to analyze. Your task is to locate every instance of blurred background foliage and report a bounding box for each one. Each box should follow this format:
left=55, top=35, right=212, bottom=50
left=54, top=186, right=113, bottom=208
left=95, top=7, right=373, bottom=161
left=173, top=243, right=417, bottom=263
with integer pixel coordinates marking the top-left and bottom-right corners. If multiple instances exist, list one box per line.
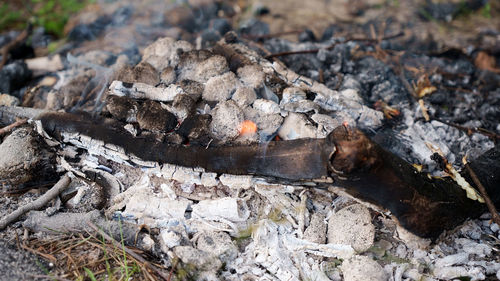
left=0, top=0, right=94, bottom=37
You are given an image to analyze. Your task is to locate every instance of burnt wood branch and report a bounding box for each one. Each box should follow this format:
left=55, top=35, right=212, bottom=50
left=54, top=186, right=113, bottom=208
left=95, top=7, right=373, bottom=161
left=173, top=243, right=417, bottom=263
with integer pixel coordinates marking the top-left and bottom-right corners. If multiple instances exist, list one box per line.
left=32, top=111, right=500, bottom=239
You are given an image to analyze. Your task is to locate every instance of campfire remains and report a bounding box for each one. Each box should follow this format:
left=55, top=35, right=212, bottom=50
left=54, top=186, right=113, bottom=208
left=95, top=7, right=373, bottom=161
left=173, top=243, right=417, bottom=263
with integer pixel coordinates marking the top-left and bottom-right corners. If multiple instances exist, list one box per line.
left=0, top=1, right=500, bottom=280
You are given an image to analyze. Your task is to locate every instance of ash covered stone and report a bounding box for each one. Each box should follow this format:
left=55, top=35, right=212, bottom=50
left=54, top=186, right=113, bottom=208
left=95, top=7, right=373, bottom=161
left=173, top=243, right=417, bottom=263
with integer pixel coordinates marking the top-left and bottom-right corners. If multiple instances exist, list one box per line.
left=327, top=204, right=375, bottom=252
left=176, top=50, right=229, bottom=83
left=341, top=255, right=387, bottom=281
left=177, top=79, right=204, bottom=101
left=237, top=64, right=265, bottom=88
left=202, top=72, right=240, bottom=102
left=231, top=87, right=257, bottom=107
left=195, top=231, right=238, bottom=263
left=209, top=100, right=244, bottom=142
left=141, top=37, right=193, bottom=71
left=159, top=66, right=176, bottom=85
left=304, top=212, right=327, bottom=244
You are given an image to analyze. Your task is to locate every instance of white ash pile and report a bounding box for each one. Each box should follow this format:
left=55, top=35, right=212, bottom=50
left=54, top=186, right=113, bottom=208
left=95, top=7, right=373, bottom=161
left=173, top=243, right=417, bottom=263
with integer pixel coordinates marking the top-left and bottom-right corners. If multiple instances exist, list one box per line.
left=0, top=14, right=500, bottom=280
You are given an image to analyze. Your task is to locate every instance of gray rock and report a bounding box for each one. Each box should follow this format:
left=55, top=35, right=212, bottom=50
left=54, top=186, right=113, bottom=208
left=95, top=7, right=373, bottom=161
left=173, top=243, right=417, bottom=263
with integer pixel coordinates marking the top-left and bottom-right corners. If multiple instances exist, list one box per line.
left=304, top=212, right=327, bottom=244
left=195, top=231, right=238, bottom=263
left=341, top=255, right=387, bottom=281
left=327, top=204, right=375, bottom=252
left=209, top=100, right=244, bottom=142
left=203, top=72, right=240, bottom=102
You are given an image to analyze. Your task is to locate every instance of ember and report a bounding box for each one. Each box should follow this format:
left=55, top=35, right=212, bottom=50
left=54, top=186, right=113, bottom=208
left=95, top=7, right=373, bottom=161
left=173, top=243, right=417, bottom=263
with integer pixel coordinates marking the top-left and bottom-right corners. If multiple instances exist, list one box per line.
left=239, top=119, right=257, bottom=135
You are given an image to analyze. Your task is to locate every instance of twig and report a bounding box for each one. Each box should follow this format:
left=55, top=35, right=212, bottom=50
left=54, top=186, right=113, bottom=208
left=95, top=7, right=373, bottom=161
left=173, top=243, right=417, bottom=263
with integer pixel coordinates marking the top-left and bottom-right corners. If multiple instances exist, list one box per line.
left=242, top=29, right=304, bottom=40
left=265, top=31, right=404, bottom=59
left=464, top=161, right=500, bottom=226
left=0, top=173, right=71, bottom=230
left=432, top=117, right=500, bottom=141
left=87, top=221, right=170, bottom=281
left=0, top=23, right=32, bottom=70
left=0, top=118, right=27, bottom=136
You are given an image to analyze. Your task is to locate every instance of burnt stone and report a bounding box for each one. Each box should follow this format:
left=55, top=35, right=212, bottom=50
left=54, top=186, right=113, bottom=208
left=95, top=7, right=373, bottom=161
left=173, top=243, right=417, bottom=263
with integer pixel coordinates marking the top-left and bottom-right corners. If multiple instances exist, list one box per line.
left=298, top=29, right=316, bottom=43
left=68, top=16, right=111, bottom=42
left=137, top=100, right=178, bottom=132
left=201, top=29, right=221, bottom=48
left=239, top=19, right=269, bottom=37
left=105, top=95, right=139, bottom=122
left=0, top=61, right=32, bottom=95
left=210, top=18, right=232, bottom=36
left=321, top=24, right=343, bottom=41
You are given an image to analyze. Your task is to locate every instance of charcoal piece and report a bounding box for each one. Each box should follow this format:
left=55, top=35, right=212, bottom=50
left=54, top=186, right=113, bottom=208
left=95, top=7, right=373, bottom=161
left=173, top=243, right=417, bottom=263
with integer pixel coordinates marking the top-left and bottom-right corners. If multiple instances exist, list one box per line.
left=210, top=18, right=231, bottom=36
left=172, top=94, right=196, bottom=121
left=137, top=100, right=177, bottom=132
left=68, top=16, right=111, bottom=42
left=105, top=95, right=138, bottom=122
left=177, top=114, right=212, bottom=144
left=177, top=79, right=204, bottom=101
left=164, top=6, right=196, bottom=32
left=110, top=6, right=132, bottom=27
left=201, top=29, right=221, bottom=48
left=239, top=19, right=269, bottom=37
left=299, top=29, right=316, bottom=42
left=0, top=61, right=32, bottom=95
left=114, top=61, right=159, bottom=86
left=321, top=24, right=343, bottom=41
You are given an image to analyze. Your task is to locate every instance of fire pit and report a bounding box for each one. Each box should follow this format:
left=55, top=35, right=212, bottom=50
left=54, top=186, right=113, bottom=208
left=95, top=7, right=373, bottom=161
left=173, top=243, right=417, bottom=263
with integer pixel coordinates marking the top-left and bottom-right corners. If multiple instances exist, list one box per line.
left=0, top=0, right=499, bottom=280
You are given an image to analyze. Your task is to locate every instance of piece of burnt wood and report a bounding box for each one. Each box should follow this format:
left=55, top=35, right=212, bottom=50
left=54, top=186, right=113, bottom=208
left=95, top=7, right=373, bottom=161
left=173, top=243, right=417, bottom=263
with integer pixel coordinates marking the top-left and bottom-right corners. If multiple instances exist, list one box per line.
left=6, top=108, right=499, bottom=238
left=39, top=112, right=333, bottom=181
left=326, top=126, right=498, bottom=238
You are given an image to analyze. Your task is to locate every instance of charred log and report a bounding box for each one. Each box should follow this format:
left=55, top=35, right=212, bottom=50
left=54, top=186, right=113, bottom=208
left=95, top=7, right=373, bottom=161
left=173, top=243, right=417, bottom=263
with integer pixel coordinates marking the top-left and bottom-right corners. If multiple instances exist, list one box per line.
left=5, top=109, right=499, bottom=239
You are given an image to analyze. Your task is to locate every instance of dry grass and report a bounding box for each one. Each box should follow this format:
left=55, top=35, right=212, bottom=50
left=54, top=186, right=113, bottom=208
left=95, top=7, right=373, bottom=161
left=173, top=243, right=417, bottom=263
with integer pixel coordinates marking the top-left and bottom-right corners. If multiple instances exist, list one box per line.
left=21, top=230, right=166, bottom=281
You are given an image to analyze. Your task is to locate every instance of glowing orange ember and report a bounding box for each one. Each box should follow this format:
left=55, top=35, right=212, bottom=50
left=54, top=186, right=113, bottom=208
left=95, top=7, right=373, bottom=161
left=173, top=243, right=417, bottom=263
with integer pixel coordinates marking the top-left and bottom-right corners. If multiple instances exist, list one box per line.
left=239, top=120, right=257, bottom=135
